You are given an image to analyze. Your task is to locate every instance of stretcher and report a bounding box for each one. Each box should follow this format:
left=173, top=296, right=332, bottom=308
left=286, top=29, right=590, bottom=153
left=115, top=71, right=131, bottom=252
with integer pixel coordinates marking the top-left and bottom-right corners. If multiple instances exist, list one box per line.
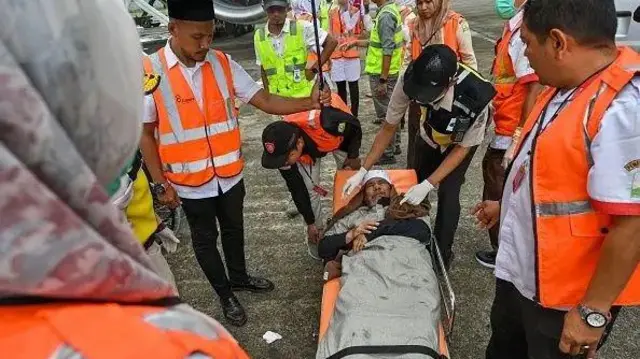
left=318, top=169, right=456, bottom=358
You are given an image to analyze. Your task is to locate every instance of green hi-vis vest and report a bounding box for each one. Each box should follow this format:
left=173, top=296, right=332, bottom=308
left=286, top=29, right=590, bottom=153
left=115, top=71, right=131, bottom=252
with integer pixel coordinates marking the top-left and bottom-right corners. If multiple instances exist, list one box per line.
left=320, top=1, right=331, bottom=31
left=364, top=2, right=404, bottom=76
left=254, top=21, right=314, bottom=98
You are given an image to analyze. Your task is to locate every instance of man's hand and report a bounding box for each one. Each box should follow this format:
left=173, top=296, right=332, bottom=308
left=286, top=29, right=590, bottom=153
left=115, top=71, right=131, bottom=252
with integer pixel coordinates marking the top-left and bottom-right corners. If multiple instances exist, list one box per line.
left=305, top=61, right=318, bottom=81
left=352, top=234, right=368, bottom=253
left=375, top=82, right=387, bottom=98
left=307, top=224, right=321, bottom=244
left=471, top=200, right=501, bottom=229
left=342, top=158, right=362, bottom=170
left=400, top=180, right=434, bottom=205
left=559, top=308, right=606, bottom=358
left=342, top=167, right=368, bottom=198
left=347, top=220, right=379, bottom=242
left=155, top=225, right=181, bottom=253
left=158, top=183, right=181, bottom=210
left=310, top=81, right=332, bottom=109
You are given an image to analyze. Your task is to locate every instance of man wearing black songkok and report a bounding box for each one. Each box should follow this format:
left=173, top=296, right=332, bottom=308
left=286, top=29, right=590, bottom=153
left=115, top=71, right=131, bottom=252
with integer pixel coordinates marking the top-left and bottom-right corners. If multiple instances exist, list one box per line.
left=140, top=0, right=332, bottom=327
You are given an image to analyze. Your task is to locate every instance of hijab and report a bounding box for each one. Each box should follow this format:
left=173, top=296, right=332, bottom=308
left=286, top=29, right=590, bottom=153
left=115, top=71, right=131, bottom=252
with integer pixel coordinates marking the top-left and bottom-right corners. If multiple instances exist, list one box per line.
left=414, top=0, right=452, bottom=46
left=0, top=0, right=176, bottom=302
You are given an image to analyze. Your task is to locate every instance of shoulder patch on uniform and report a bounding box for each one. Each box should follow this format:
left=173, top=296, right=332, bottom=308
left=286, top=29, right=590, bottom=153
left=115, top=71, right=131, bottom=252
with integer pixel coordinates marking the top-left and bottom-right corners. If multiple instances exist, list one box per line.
left=143, top=73, right=161, bottom=95
left=625, top=159, right=640, bottom=172
left=338, top=122, right=346, bottom=134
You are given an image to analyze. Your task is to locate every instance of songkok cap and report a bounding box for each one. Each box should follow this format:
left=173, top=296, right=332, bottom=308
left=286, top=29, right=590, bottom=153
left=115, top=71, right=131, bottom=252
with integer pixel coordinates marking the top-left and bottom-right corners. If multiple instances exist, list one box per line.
left=168, top=0, right=215, bottom=21
left=363, top=170, right=391, bottom=186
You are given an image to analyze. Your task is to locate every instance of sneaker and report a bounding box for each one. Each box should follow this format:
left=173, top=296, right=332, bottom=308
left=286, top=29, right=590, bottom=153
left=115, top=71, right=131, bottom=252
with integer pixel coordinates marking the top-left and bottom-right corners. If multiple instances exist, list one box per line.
left=376, top=155, right=397, bottom=166
left=475, top=250, right=497, bottom=269
left=394, top=145, right=402, bottom=155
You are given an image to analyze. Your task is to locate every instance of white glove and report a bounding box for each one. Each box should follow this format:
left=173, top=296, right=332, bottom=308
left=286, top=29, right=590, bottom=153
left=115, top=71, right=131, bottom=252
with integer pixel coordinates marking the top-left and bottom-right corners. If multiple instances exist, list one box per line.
left=400, top=180, right=434, bottom=205
left=342, top=167, right=368, bottom=198
left=156, top=226, right=181, bottom=253
left=502, top=127, right=523, bottom=169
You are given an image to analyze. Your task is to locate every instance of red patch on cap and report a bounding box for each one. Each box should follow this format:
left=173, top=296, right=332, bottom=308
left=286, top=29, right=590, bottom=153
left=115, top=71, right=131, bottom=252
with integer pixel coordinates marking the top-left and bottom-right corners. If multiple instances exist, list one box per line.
left=265, top=142, right=275, bottom=154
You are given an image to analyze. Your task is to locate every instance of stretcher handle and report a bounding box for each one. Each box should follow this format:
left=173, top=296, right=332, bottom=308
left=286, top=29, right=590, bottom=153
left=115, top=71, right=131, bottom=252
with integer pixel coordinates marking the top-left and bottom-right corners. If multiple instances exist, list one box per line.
left=431, top=235, right=456, bottom=339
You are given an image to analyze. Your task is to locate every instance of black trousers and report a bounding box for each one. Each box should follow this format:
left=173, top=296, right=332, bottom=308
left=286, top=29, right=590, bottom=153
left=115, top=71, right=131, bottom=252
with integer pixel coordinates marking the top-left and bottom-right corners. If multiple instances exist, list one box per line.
left=336, top=80, right=360, bottom=118
left=414, top=136, right=478, bottom=265
left=180, top=180, right=249, bottom=299
left=487, top=279, right=620, bottom=359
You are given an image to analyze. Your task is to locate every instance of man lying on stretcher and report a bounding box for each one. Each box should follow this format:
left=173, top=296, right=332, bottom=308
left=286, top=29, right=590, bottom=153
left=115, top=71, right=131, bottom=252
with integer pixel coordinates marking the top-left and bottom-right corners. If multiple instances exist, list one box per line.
left=318, top=170, right=432, bottom=278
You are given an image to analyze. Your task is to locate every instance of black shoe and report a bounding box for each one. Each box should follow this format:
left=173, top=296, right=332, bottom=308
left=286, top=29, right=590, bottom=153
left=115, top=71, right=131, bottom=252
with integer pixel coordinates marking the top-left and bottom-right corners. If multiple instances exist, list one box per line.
left=220, top=295, right=247, bottom=327
left=373, top=119, right=382, bottom=125
left=394, top=146, right=402, bottom=155
left=230, top=276, right=275, bottom=293
left=376, top=155, right=397, bottom=166
left=475, top=250, right=497, bottom=269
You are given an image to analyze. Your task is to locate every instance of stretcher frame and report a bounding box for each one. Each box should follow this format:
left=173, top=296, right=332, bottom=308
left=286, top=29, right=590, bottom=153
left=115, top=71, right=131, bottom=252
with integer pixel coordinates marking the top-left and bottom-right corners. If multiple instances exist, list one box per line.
left=319, top=169, right=456, bottom=358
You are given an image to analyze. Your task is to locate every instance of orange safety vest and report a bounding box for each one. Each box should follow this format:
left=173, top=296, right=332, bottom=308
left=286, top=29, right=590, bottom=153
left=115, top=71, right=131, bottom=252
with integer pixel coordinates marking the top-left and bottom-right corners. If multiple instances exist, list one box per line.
left=0, top=303, right=250, bottom=359
left=296, top=13, right=332, bottom=72
left=491, top=18, right=530, bottom=136
left=143, top=48, right=243, bottom=187
left=516, top=47, right=640, bottom=308
left=283, top=93, right=351, bottom=165
left=409, top=11, right=462, bottom=61
left=329, top=6, right=362, bottom=60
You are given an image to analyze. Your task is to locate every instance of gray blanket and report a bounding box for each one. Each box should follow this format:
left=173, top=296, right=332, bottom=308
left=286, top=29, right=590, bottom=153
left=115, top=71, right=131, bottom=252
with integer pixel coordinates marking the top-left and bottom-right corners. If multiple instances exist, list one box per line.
left=316, top=235, right=441, bottom=359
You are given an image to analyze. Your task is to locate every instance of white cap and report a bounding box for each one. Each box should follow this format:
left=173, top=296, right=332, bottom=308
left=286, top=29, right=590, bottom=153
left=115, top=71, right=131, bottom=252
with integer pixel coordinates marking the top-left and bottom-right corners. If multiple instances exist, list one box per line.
left=363, top=170, right=391, bottom=185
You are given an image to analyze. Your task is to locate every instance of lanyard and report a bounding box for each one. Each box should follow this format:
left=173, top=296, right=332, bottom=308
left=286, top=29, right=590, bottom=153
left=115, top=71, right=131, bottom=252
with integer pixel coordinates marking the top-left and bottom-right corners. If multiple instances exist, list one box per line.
left=532, top=66, right=609, bottom=142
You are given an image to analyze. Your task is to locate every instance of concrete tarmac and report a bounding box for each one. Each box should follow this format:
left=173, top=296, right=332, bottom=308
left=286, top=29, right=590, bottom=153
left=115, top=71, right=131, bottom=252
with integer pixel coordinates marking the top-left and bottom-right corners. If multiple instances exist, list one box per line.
left=165, top=1, right=640, bottom=357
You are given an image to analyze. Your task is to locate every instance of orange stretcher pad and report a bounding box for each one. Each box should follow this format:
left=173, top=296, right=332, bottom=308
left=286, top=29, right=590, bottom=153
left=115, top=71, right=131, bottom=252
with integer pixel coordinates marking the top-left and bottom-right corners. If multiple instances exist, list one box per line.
left=319, top=169, right=450, bottom=358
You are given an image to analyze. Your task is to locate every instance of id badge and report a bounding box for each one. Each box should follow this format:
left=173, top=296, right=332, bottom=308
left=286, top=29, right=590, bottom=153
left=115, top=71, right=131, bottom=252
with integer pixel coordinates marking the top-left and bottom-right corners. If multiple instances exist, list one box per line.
left=313, top=185, right=329, bottom=197
left=293, top=68, right=302, bottom=83
left=512, top=158, right=529, bottom=193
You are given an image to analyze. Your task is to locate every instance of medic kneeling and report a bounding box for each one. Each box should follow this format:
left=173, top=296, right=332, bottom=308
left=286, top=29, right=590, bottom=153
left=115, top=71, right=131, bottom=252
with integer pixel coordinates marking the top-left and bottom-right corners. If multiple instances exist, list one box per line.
left=261, top=93, right=362, bottom=260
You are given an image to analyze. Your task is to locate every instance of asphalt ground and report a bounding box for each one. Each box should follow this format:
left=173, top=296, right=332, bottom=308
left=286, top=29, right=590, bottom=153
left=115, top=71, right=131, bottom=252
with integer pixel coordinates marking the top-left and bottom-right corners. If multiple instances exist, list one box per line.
left=164, top=1, right=640, bottom=357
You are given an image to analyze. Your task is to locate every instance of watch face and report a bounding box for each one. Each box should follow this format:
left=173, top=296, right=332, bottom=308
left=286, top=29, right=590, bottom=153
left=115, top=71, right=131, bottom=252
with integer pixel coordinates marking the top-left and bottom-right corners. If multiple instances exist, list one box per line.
left=586, top=313, right=607, bottom=328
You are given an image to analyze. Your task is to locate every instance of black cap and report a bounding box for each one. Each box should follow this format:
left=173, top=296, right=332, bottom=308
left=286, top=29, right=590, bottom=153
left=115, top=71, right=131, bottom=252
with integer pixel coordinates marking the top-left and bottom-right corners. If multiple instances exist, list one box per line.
left=403, top=44, right=458, bottom=105
left=168, top=0, right=215, bottom=22
left=261, top=121, right=300, bottom=169
left=263, top=0, right=290, bottom=9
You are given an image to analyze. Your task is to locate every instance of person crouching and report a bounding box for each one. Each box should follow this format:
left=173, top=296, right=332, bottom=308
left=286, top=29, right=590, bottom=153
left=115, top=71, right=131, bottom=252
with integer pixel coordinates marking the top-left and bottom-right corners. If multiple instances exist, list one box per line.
left=261, top=93, right=362, bottom=260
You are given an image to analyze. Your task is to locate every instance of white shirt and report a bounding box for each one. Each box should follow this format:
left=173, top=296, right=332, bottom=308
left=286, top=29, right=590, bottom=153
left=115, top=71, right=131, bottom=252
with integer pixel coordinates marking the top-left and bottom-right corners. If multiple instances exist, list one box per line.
left=495, top=77, right=640, bottom=303
left=340, top=7, right=361, bottom=32
left=254, top=18, right=329, bottom=66
left=144, top=41, right=262, bottom=199
left=490, top=10, right=537, bottom=150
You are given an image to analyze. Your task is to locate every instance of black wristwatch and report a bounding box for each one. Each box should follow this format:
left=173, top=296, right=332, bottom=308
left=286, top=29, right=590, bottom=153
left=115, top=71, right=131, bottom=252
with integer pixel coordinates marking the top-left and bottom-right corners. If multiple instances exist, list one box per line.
left=378, top=77, right=388, bottom=84
left=150, top=182, right=169, bottom=197
left=577, top=304, right=611, bottom=329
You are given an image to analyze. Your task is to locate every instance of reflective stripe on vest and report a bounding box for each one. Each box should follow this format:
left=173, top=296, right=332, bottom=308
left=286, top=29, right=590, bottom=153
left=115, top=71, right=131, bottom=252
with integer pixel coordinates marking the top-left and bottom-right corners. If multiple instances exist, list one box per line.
left=409, top=11, right=461, bottom=61
left=254, top=21, right=314, bottom=98
left=0, top=304, right=250, bottom=359
left=145, top=48, right=243, bottom=185
left=491, top=18, right=527, bottom=136
left=364, top=3, right=404, bottom=75
left=516, top=47, right=640, bottom=307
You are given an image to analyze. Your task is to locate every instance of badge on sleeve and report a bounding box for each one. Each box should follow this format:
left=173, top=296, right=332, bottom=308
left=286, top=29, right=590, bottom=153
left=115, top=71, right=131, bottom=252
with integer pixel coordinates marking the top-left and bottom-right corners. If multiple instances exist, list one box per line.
left=625, top=159, right=640, bottom=198
left=143, top=73, right=161, bottom=95
left=338, top=122, right=346, bottom=134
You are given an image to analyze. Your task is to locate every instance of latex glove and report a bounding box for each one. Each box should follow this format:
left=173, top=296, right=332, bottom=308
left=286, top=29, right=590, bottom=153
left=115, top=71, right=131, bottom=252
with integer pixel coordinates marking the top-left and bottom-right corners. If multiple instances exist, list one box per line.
left=342, top=167, right=368, bottom=198
left=502, top=127, right=523, bottom=169
left=156, top=225, right=181, bottom=253
left=400, top=180, right=434, bottom=205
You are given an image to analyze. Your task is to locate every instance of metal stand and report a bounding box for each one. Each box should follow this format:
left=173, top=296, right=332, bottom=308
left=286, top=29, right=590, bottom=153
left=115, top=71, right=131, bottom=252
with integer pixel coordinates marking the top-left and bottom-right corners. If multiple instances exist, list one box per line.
left=125, top=0, right=169, bottom=26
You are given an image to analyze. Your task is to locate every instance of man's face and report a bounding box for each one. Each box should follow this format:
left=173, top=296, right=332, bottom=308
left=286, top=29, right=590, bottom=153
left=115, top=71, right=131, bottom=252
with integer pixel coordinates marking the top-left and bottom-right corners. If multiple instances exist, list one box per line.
left=284, top=137, right=304, bottom=166
left=416, top=0, right=437, bottom=19
left=521, top=23, right=565, bottom=87
left=169, top=20, right=214, bottom=63
left=266, top=5, right=288, bottom=26
left=364, top=179, right=392, bottom=207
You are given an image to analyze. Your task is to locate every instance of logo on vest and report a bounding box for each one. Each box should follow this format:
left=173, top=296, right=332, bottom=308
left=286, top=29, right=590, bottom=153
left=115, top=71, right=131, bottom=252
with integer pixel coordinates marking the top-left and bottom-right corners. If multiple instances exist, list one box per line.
left=265, top=142, right=275, bottom=154
left=338, top=122, right=346, bottom=134
left=175, top=95, right=196, bottom=104
left=625, top=159, right=640, bottom=198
